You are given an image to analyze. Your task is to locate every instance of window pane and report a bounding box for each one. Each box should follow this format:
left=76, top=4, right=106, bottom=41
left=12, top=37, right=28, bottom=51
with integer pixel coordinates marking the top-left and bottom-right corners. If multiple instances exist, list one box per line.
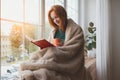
left=24, top=23, right=40, bottom=53
left=25, top=0, right=40, bottom=24
left=1, top=0, right=41, bottom=79
left=1, top=21, right=23, bottom=65
left=67, top=0, right=78, bottom=24
left=54, top=0, right=64, bottom=5
left=1, top=0, right=23, bottom=21
left=1, top=20, right=39, bottom=64
left=1, top=20, right=40, bottom=79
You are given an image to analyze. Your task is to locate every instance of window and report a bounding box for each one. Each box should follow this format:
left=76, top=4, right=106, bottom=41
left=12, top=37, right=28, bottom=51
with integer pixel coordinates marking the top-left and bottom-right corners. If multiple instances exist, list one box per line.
left=1, top=0, right=79, bottom=63
left=1, top=0, right=41, bottom=66
left=1, top=0, right=79, bottom=79
left=66, top=0, right=79, bottom=24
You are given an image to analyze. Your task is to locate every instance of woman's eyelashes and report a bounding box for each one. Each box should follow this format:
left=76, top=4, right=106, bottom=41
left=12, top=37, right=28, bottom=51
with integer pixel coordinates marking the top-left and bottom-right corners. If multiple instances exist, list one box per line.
left=52, top=17, right=60, bottom=25
left=54, top=19, right=59, bottom=24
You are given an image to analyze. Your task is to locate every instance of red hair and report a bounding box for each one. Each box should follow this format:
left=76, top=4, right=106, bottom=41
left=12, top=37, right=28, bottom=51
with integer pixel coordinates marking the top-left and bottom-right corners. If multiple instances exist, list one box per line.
left=48, top=5, right=67, bottom=31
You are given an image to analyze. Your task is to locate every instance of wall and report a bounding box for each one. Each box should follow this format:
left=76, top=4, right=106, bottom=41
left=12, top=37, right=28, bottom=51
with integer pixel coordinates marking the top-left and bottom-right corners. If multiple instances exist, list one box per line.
left=111, top=0, right=120, bottom=80
left=85, top=0, right=96, bottom=27
left=79, top=0, right=96, bottom=34
left=84, top=0, right=96, bottom=34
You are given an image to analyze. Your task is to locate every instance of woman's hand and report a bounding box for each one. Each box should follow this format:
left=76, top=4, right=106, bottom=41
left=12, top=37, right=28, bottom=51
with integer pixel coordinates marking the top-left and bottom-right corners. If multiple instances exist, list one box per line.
left=53, top=38, right=63, bottom=46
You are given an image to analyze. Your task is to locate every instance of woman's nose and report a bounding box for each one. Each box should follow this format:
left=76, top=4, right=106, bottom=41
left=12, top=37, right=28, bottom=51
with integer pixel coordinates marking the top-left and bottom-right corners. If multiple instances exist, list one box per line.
left=54, top=19, right=59, bottom=25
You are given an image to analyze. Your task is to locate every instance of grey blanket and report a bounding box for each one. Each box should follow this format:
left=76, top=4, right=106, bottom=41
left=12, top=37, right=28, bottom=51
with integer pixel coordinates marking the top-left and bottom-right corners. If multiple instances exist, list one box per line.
left=20, top=19, right=92, bottom=80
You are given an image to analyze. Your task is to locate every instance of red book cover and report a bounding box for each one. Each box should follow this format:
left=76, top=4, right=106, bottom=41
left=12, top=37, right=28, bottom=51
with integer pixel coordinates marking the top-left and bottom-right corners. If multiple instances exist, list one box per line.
left=31, top=39, right=54, bottom=49
left=25, top=35, right=54, bottom=49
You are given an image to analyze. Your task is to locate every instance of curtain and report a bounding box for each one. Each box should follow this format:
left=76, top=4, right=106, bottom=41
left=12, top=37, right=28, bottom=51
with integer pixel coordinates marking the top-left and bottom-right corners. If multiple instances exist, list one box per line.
left=96, top=0, right=112, bottom=80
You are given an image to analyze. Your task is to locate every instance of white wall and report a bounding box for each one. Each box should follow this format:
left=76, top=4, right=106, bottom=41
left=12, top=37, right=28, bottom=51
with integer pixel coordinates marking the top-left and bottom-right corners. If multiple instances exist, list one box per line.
left=79, top=0, right=96, bottom=34
left=111, top=0, right=120, bottom=80
left=85, top=0, right=96, bottom=27
left=85, top=0, right=96, bottom=34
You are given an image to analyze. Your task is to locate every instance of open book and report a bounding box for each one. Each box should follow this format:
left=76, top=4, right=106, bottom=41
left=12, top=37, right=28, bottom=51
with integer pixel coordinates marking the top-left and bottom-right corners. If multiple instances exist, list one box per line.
left=25, top=35, right=54, bottom=49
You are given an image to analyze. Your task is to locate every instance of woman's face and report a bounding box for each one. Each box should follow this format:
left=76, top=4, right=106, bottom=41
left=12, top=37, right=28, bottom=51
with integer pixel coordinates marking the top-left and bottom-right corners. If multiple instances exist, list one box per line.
left=50, top=11, right=62, bottom=27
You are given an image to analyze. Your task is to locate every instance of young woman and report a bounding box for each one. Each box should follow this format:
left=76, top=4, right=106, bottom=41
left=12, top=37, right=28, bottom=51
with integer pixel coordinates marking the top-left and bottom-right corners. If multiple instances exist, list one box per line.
left=20, top=5, right=92, bottom=80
